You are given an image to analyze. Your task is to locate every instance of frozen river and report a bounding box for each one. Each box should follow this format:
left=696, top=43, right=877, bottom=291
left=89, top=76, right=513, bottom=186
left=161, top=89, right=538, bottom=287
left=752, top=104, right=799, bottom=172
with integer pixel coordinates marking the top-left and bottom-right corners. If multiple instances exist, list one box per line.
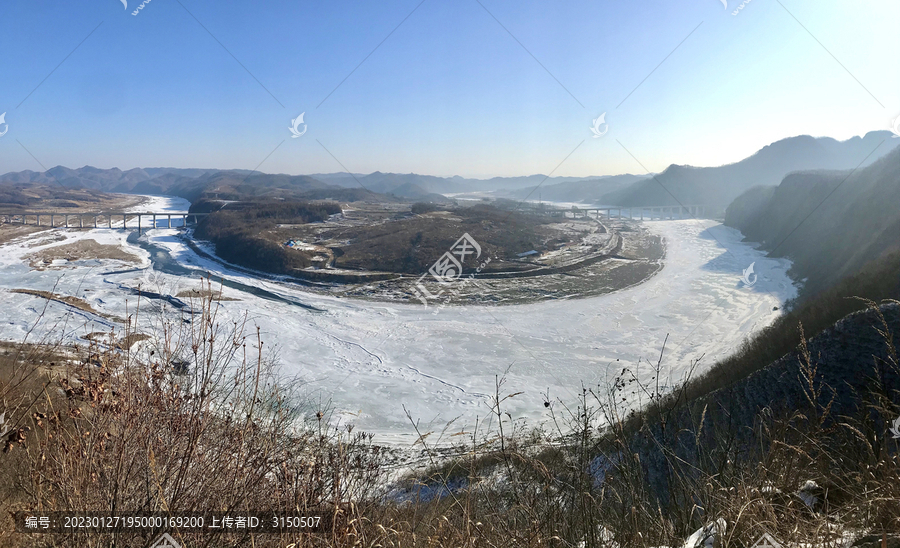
left=0, top=195, right=797, bottom=444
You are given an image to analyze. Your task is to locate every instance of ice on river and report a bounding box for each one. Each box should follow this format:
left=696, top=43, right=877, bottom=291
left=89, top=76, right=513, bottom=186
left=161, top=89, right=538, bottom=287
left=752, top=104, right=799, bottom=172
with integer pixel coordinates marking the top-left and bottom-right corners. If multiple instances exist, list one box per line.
left=0, top=196, right=796, bottom=444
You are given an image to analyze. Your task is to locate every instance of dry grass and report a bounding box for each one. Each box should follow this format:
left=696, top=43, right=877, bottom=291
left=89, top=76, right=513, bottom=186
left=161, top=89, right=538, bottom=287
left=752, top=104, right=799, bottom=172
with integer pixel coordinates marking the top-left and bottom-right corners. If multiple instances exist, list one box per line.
left=0, top=226, right=45, bottom=246
left=2, top=280, right=389, bottom=548
left=0, top=292, right=897, bottom=547
left=24, top=239, right=141, bottom=269
left=175, top=288, right=240, bottom=301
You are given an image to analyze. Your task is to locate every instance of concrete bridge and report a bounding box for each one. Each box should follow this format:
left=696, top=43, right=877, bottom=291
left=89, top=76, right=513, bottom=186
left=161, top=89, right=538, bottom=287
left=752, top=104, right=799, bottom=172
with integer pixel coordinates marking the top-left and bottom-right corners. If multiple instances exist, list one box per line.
left=528, top=204, right=708, bottom=220
left=570, top=205, right=707, bottom=220
left=0, top=212, right=209, bottom=233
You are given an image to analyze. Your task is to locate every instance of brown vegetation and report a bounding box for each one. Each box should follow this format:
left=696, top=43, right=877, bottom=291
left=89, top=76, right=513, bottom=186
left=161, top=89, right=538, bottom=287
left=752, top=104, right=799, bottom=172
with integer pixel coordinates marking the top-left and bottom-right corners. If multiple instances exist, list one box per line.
left=193, top=201, right=342, bottom=275
left=0, top=291, right=897, bottom=547
left=0, top=226, right=45, bottom=246
left=24, top=239, right=141, bottom=269
left=0, top=185, right=144, bottom=213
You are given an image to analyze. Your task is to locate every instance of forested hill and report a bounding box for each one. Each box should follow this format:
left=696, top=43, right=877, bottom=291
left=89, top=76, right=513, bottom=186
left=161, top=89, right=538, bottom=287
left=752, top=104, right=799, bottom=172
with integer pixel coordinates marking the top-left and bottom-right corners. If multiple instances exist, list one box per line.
left=725, top=143, right=900, bottom=299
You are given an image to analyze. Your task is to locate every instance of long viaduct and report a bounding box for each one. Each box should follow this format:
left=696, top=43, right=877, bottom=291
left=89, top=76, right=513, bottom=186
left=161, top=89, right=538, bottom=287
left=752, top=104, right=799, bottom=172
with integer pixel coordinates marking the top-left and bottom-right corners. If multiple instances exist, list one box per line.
left=536, top=205, right=708, bottom=220
left=0, top=212, right=208, bottom=233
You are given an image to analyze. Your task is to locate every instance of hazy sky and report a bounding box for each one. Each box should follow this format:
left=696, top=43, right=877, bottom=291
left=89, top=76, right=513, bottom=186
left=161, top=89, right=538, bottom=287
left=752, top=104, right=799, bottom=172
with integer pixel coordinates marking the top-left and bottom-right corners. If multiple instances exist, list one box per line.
left=1, top=0, right=897, bottom=178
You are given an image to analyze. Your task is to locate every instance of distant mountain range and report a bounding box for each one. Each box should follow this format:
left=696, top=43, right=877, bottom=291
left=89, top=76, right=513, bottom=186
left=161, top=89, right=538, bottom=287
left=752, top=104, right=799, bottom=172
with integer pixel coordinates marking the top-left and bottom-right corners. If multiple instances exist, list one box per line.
left=603, top=131, right=898, bottom=210
left=501, top=174, right=648, bottom=204
left=2, top=131, right=897, bottom=211
left=310, top=172, right=612, bottom=193
left=0, top=166, right=614, bottom=204
left=0, top=167, right=403, bottom=205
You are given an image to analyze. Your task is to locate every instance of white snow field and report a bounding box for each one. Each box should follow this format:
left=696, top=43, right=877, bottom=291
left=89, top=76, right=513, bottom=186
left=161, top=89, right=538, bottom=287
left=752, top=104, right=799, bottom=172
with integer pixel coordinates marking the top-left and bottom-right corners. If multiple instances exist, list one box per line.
left=0, top=196, right=797, bottom=444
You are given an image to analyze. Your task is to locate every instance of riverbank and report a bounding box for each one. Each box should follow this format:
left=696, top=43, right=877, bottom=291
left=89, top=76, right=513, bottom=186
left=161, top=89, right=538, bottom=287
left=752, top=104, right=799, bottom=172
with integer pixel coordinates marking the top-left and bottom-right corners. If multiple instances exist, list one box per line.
left=182, top=216, right=665, bottom=306
left=0, top=195, right=797, bottom=444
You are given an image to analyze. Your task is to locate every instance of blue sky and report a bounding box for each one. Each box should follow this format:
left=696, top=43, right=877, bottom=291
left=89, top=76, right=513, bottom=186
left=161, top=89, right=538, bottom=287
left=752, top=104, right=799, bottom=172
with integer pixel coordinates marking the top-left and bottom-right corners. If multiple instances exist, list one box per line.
left=0, top=0, right=897, bottom=178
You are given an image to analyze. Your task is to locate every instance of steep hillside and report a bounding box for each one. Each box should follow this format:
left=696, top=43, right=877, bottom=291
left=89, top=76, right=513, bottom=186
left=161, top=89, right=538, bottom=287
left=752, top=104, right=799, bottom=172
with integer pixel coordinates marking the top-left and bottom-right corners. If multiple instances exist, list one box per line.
left=631, top=301, right=900, bottom=506
left=726, top=144, right=900, bottom=298
left=603, top=131, right=898, bottom=209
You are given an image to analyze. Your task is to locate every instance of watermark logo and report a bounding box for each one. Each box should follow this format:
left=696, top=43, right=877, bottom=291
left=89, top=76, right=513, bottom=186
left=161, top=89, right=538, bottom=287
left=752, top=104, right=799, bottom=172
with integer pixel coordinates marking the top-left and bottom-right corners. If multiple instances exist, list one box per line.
left=590, top=113, right=608, bottom=138
left=140, top=268, right=181, bottom=296
left=741, top=262, right=757, bottom=287
left=731, top=0, right=753, bottom=15
left=119, top=0, right=127, bottom=9
left=889, top=416, right=900, bottom=439
left=891, top=115, right=900, bottom=138
left=0, top=112, right=8, bottom=137
left=750, top=533, right=783, bottom=548
left=719, top=0, right=728, bottom=8
left=131, top=0, right=153, bottom=16
left=289, top=112, right=307, bottom=138
left=142, top=268, right=163, bottom=287
left=150, top=533, right=181, bottom=548
left=411, top=233, right=492, bottom=312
